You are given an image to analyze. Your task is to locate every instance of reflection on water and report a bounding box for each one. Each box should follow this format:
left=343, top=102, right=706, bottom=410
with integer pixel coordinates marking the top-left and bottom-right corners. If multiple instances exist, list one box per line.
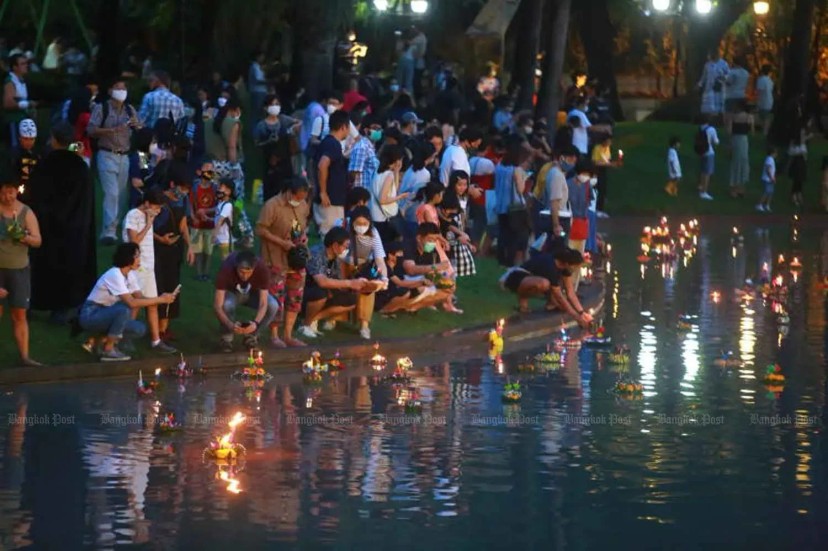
left=1, top=224, right=827, bottom=550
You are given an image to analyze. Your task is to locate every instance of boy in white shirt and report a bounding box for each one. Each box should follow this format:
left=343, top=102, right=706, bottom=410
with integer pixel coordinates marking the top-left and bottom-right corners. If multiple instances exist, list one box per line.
left=757, top=146, right=777, bottom=212
left=122, top=188, right=177, bottom=353
left=212, top=179, right=235, bottom=260
left=666, top=136, right=682, bottom=196
left=697, top=117, right=719, bottom=200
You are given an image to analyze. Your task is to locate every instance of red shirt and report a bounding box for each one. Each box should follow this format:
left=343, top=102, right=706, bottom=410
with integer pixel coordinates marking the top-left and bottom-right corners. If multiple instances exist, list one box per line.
left=215, top=253, right=270, bottom=292
left=190, top=183, right=217, bottom=229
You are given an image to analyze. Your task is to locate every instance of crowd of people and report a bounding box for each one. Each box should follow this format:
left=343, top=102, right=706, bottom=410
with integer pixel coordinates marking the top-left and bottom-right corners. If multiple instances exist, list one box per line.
left=0, top=30, right=616, bottom=366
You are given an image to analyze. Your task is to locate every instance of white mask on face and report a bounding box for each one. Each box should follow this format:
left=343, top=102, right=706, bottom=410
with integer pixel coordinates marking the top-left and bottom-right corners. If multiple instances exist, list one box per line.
left=338, top=248, right=350, bottom=259
left=390, top=84, right=400, bottom=93
left=354, top=224, right=370, bottom=235
left=267, top=105, right=281, bottom=116
left=523, top=126, right=533, bottom=135
left=111, top=89, right=128, bottom=102
left=459, top=197, right=468, bottom=210
left=327, top=104, right=338, bottom=115
left=589, top=177, right=598, bottom=186
left=288, top=199, right=303, bottom=208
left=217, top=97, right=228, bottom=107
left=577, top=174, right=590, bottom=183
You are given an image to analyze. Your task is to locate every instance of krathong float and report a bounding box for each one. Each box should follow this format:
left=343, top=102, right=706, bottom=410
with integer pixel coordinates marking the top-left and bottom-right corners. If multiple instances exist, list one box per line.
left=168, top=354, right=207, bottom=378
left=396, top=387, right=423, bottom=414
left=231, top=349, right=272, bottom=380
left=327, top=350, right=345, bottom=372
left=583, top=324, right=612, bottom=347
left=501, top=381, right=522, bottom=403
left=136, top=370, right=161, bottom=397
left=302, top=351, right=328, bottom=385
left=155, top=412, right=182, bottom=434
left=386, top=357, right=414, bottom=384
left=488, top=319, right=505, bottom=358
left=370, top=342, right=387, bottom=370
left=203, top=411, right=247, bottom=462
left=613, top=378, right=644, bottom=398
left=763, top=364, right=786, bottom=388
left=534, top=345, right=562, bottom=364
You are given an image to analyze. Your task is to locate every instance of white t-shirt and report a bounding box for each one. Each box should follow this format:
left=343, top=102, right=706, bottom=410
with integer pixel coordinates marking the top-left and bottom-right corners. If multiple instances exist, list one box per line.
left=567, top=108, right=592, bottom=154
left=370, top=170, right=399, bottom=221
left=123, top=208, right=155, bottom=269
left=544, top=165, right=568, bottom=210
left=439, top=144, right=470, bottom=186
left=667, top=147, right=682, bottom=179
left=756, top=75, right=774, bottom=111
left=401, top=167, right=431, bottom=194
left=87, top=267, right=141, bottom=307
left=762, top=156, right=776, bottom=183
left=214, top=201, right=234, bottom=244
left=311, top=114, right=360, bottom=142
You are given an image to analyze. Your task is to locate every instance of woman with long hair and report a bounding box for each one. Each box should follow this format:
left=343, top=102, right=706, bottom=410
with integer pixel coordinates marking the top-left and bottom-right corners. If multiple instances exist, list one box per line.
left=443, top=170, right=476, bottom=277
left=371, top=144, right=409, bottom=243
left=493, top=139, right=531, bottom=266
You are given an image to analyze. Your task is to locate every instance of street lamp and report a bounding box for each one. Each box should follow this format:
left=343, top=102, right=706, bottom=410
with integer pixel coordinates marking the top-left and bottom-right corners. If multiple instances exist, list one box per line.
left=753, top=1, right=769, bottom=15
left=373, top=0, right=389, bottom=11
left=695, top=0, right=712, bottom=14
left=652, top=0, right=671, bottom=11
left=411, top=0, right=429, bottom=13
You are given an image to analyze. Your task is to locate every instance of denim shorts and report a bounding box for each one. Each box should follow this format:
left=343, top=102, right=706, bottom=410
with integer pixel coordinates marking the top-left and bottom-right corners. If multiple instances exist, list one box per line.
left=0, top=265, right=30, bottom=309
left=762, top=179, right=774, bottom=195
left=700, top=154, right=715, bottom=176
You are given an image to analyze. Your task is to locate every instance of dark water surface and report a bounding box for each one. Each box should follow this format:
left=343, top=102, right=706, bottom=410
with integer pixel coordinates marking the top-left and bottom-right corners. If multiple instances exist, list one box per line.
left=1, top=221, right=827, bottom=550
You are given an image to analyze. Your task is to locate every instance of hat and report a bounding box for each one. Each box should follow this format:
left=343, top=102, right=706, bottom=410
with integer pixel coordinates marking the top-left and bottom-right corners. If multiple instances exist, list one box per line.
left=401, top=112, right=423, bottom=125
left=18, top=119, right=37, bottom=138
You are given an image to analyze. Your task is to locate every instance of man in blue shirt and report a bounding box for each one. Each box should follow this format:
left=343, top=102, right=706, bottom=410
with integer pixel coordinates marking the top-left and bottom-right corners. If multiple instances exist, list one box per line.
left=314, top=110, right=351, bottom=237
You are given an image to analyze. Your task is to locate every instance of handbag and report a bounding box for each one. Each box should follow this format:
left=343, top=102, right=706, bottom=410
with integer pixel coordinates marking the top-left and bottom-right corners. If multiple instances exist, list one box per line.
left=507, top=168, right=532, bottom=235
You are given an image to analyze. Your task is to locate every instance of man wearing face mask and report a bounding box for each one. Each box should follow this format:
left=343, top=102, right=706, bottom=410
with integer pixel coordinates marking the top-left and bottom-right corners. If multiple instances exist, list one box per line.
left=298, top=226, right=368, bottom=339
left=214, top=250, right=280, bottom=352
left=499, top=247, right=591, bottom=326
left=401, top=222, right=457, bottom=310
left=315, top=110, right=351, bottom=237
left=88, top=79, right=141, bottom=245
left=256, top=176, right=311, bottom=347
left=439, top=127, right=483, bottom=187
left=535, top=145, right=578, bottom=248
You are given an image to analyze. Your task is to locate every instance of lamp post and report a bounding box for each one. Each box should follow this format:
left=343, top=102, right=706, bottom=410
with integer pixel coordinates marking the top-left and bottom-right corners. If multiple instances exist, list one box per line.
left=373, top=0, right=430, bottom=15
left=753, top=1, right=770, bottom=15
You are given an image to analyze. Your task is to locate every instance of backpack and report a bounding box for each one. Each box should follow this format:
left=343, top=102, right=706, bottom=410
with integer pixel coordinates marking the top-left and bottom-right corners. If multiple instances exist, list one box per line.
left=693, top=125, right=710, bottom=156
left=89, top=101, right=137, bottom=154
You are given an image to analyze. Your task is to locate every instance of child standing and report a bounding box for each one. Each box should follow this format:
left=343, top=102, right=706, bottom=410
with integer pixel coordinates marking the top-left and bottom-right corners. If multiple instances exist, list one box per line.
left=666, top=136, right=682, bottom=196
left=190, top=160, right=218, bottom=280
left=212, top=179, right=234, bottom=261
left=757, top=147, right=777, bottom=213
left=11, top=119, right=41, bottom=203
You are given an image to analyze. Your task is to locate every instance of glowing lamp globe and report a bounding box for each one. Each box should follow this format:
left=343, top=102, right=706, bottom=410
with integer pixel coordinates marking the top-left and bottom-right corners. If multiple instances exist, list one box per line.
left=411, top=0, right=429, bottom=14
left=652, top=0, right=671, bottom=11
left=373, top=0, right=389, bottom=11
left=695, top=0, right=712, bottom=14
left=753, top=1, right=769, bottom=15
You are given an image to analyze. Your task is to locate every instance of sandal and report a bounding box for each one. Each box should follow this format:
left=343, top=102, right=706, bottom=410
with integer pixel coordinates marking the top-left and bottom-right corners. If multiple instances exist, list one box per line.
left=285, top=338, right=307, bottom=348
left=270, top=337, right=287, bottom=349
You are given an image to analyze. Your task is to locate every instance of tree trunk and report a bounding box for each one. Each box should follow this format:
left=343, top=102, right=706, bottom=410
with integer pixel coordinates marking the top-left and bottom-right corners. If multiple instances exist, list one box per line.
left=197, top=0, right=220, bottom=79
left=537, top=0, right=572, bottom=127
left=292, top=0, right=350, bottom=98
left=771, top=0, right=815, bottom=143
left=96, top=0, right=121, bottom=80
left=513, top=0, right=545, bottom=110
left=575, top=0, right=623, bottom=121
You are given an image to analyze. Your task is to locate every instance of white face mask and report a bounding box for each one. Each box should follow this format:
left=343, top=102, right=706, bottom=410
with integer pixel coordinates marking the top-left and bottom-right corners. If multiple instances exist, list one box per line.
left=338, top=248, right=350, bottom=259
left=111, top=89, right=128, bottom=102
left=354, top=224, right=370, bottom=235
left=459, top=197, right=468, bottom=210
left=577, top=174, right=590, bottom=183
left=288, top=199, right=302, bottom=207
left=217, top=97, right=228, bottom=107
left=327, top=104, right=338, bottom=115
left=523, top=126, right=533, bottom=135
left=390, top=84, right=400, bottom=93
left=267, top=105, right=281, bottom=116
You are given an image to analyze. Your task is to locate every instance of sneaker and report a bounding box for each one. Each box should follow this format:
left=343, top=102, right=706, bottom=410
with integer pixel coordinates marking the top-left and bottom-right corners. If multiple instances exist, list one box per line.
left=151, top=340, right=178, bottom=354
left=298, top=325, right=320, bottom=339
left=359, top=326, right=371, bottom=340
left=322, top=320, right=337, bottom=332
left=596, top=211, right=610, bottom=219
left=755, top=204, right=766, bottom=212
left=699, top=192, right=713, bottom=200
left=100, top=348, right=131, bottom=362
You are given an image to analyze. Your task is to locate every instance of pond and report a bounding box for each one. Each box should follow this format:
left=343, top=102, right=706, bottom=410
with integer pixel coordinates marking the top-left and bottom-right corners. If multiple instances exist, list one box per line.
left=1, top=219, right=826, bottom=550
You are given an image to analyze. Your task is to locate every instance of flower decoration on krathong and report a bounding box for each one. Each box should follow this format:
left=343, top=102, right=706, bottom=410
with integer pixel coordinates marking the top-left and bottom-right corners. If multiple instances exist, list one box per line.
left=156, top=412, right=182, bottom=434
left=203, top=411, right=247, bottom=462
left=583, top=324, right=612, bottom=347
left=613, top=378, right=643, bottom=398
left=231, top=350, right=271, bottom=380
left=5, top=215, right=26, bottom=242
left=370, top=343, right=387, bottom=371
left=607, top=345, right=631, bottom=365
left=168, top=353, right=207, bottom=378
left=328, top=350, right=345, bottom=371
left=534, top=344, right=561, bottom=365
left=427, top=267, right=455, bottom=290
left=501, top=381, right=522, bottom=403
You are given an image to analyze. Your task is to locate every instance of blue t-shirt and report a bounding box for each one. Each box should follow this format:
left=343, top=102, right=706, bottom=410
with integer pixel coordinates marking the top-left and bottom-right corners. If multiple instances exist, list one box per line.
left=315, top=135, right=347, bottom=207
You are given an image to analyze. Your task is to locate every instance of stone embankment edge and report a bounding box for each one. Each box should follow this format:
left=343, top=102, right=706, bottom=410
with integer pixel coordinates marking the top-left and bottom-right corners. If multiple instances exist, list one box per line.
left=1, top=281, right=604, bottom=385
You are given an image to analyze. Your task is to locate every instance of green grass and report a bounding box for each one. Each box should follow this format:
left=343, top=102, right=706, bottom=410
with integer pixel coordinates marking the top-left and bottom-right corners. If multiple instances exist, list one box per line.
left=609, top=121, right=828, bottom=215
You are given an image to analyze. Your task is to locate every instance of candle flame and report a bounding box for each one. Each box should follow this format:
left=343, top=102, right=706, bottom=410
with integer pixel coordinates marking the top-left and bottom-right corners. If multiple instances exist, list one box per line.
left=154, top=368, right=161, bottom=376
left=17, top=184, right=24, bottom=195
left=228, top=411, right=246, bottom=430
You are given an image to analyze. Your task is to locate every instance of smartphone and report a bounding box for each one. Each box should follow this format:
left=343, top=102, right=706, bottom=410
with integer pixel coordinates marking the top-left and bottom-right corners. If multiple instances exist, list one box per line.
left=173, top=284, right=182, bottom=294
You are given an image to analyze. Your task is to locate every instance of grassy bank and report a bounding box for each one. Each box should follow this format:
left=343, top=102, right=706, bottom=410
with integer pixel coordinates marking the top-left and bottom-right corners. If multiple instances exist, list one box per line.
left=609, top=121, right=828, bottom=216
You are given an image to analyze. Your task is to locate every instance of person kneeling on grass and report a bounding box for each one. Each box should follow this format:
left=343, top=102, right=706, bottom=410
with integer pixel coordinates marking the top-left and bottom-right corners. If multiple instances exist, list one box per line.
left=499, top=247, right=592, bottom=327
left=400, top=222, right=458, bottom=312
left=214, top=250, right=280, bottom=352
left=375, top=241, right=429, bottom=316
left=298, top=226, right=372, bottom=339
left=79, top=243, right=178, bottom=362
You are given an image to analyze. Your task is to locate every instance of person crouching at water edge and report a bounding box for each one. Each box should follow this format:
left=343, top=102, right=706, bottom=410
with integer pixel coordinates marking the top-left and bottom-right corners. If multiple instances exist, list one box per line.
left=499, top=247, right=592, bottom=327
left=79, top=243, right=178, bottom=362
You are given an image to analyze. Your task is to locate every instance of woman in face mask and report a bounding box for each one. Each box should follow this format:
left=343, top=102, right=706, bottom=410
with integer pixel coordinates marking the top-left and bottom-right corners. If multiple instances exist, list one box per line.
left=370, top=144, right=409, bottom=243
left=255, top=93, right=301, bottom=190
left=340, top=206, right=388, bottom=340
